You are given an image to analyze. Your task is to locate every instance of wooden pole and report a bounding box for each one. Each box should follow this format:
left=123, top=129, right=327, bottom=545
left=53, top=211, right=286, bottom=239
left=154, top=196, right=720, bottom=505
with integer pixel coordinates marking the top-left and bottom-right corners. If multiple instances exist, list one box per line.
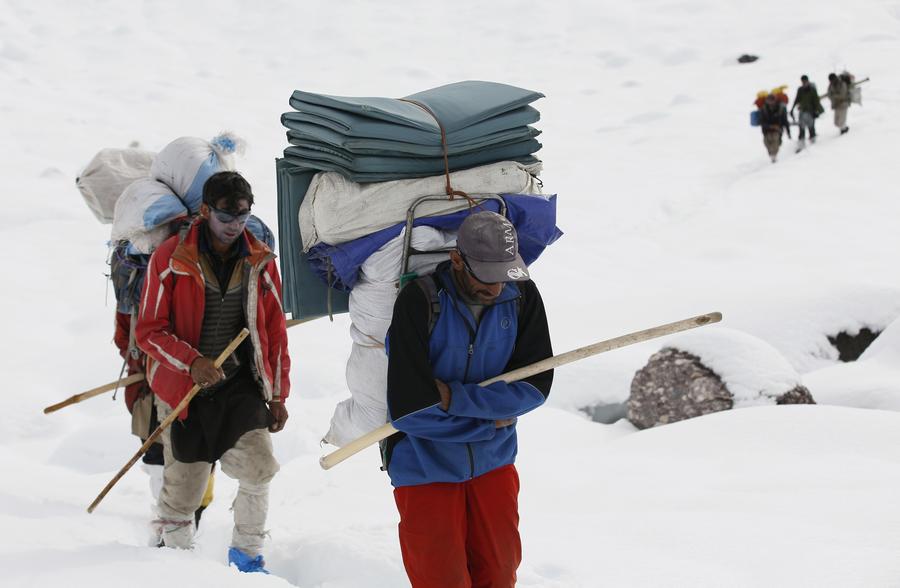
left=286, top=315, right=321, bottom=328
left=45, top=315, right=320, bottom=415
left=87, top=328, right=249, bottom=513
left=319, top=311, right=722, bottom=470
left=43, top=373, right=145, bottom=414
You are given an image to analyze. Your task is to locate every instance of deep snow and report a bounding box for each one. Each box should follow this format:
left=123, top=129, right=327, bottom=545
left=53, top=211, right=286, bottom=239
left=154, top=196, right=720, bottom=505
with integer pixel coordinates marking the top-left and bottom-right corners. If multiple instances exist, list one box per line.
left=2, top=0, right=900, bottom=586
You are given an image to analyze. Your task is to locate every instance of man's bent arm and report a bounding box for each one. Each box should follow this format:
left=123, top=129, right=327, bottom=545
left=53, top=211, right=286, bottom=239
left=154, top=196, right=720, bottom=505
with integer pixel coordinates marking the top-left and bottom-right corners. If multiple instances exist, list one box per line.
left=387, top=282, right=495, bottom=442
left=446, top=280, right=554, bottom=420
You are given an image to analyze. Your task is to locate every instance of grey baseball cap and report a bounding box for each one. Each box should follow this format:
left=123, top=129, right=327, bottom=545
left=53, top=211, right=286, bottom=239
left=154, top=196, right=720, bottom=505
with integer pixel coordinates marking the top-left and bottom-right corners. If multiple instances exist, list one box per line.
left=457, top=211, right=530, bottom=283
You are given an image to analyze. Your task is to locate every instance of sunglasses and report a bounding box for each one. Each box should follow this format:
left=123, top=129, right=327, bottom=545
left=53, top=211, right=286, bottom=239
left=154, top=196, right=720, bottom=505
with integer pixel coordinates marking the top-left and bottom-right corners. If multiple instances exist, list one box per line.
left=460, top=252, right=500, bottom=286
left=209, top=205, right=251, bottom=225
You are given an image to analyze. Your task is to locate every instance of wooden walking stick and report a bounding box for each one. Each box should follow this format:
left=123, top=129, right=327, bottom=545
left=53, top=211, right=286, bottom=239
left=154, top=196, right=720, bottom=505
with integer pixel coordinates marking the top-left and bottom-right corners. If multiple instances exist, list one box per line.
left=45, top=315, right=318, bottom=415
left=87, top=328, right=250, bottom=513
left=43, top=373, right=145, bottom=414
left=319, top=311, right=722, bottom=471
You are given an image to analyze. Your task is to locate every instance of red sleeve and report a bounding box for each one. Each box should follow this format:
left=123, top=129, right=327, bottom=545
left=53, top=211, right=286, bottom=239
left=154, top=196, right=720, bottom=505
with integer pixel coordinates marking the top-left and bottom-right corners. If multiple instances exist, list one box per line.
left=135, top=247, right=201, bottom=377
left=262, top=260, right=291, bottom=401
left=114, top=311, right=131, bottom=359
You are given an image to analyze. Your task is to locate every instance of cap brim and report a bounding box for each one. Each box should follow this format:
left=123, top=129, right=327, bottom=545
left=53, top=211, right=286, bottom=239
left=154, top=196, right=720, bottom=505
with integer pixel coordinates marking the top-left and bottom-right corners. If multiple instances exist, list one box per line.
left=468, top=254, right=530, bottom=283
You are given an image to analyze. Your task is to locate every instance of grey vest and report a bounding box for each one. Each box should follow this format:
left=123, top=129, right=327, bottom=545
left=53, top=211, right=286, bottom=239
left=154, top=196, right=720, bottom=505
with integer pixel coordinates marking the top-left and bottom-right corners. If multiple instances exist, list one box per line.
left=197, top=254, right=247, bottom=379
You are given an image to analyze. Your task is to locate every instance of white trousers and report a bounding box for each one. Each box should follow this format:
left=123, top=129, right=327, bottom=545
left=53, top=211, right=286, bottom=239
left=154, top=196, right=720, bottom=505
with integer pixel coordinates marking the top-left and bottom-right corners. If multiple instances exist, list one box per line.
left=154, top=398, right=279, bottom=556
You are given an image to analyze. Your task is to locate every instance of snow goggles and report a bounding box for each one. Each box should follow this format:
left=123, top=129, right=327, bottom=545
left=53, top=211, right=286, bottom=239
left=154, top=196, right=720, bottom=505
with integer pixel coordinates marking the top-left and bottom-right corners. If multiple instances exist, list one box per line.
left=209, top=205, right=251, bottom=225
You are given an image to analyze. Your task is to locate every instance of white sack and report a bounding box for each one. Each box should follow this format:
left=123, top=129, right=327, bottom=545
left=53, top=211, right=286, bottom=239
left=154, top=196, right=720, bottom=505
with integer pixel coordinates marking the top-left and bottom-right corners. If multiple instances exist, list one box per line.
left=111, top=178, right=189, bottom=254
left=326, top=226, right=457, bottom=447
left=76, top=148, right=156, bottom=224
left=151, top=133, right=243, bottom=213
left=324, top=342, right=390, bottom=447
left=299, top=160, right=542, bottom=250
left=349, top=226, right=457, bottom=342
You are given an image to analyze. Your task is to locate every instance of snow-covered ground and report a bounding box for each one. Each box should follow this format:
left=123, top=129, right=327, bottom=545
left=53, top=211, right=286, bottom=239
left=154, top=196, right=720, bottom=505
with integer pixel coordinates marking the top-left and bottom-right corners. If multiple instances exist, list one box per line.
left=3, top=0, right=900, bottom=586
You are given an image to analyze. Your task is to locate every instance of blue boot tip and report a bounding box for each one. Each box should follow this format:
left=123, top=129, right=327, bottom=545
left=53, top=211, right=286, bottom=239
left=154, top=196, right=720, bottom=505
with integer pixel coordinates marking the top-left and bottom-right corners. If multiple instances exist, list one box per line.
left=228, top=547, right=270, bottom=574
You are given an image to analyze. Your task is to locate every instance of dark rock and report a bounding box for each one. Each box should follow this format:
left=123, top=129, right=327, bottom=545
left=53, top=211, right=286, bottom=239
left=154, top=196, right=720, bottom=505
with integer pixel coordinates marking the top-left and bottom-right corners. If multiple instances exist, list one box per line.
left=737, top=54, right=759, bottom=63
left=627, top=348, right=732, bottom=430
left=627, top=347, right=815, bottom=429
left=776, top=385, right=815, bottom=405
left=828, top=328, right=880, bottom=362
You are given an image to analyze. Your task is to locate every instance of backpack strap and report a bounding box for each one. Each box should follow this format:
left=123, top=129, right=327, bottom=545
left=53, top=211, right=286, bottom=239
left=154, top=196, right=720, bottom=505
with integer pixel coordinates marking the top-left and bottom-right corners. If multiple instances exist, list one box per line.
left=381, top=274, right=441, bottom=473
left=414, top=274, right=443, bottom=336
left=177, top=220, right=192, bottom=244
left=127, top=307, right=141, bottom=360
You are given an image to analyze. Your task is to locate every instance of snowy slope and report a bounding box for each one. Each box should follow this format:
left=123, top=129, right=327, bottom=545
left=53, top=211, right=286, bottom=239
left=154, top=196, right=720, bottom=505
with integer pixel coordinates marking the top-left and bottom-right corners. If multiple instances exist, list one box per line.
left=2, top=0, right=900, bottom=586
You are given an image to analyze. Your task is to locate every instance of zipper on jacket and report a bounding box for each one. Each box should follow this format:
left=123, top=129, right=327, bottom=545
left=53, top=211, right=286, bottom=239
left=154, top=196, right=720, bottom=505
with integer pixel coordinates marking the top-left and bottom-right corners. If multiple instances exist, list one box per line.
left=463, top=339, right=475, bottom=479
left=463, top=342, right=474, bottom=382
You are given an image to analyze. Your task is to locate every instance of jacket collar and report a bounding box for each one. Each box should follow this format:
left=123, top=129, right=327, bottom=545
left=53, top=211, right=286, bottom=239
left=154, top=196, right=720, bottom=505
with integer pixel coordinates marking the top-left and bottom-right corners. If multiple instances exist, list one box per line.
left=170, top=218, right=274, bottom=284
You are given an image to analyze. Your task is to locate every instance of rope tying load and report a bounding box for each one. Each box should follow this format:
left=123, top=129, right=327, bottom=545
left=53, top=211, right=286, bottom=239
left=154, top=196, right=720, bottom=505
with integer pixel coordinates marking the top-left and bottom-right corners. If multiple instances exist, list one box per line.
left=398, top=98, right=479, bottom=209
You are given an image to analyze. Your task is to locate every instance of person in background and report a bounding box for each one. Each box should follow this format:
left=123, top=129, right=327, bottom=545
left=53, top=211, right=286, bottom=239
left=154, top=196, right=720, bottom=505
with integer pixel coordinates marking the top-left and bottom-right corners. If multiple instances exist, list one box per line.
left=758, top=92, right=791, bottom=163
left=384, top=211, right=554, bottom=587
left=827, top=72, right=851, bottom=135
left=790, top=74, right=824, bottom=152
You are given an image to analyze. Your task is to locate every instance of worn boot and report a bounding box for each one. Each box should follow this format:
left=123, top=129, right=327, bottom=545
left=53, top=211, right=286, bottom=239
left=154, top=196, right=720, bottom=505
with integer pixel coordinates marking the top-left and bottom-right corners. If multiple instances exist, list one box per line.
left=228, top=547, right=270, bottom=574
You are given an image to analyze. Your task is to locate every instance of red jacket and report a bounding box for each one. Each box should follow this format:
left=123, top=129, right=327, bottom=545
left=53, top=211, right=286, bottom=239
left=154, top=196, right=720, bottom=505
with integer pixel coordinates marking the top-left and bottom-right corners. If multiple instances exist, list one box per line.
left=135, top=220, right=290, bottom=418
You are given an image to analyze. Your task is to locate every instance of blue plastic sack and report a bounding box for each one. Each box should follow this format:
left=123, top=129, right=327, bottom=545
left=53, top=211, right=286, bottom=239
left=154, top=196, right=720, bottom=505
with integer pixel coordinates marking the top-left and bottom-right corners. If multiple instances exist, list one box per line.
left=246, top=215, right=276, bottom=250
left=307, top=194, right=562, bottom=291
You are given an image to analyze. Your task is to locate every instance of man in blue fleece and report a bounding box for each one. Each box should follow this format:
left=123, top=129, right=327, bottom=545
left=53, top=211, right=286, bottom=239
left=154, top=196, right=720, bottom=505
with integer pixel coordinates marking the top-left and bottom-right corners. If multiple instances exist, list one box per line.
left=385, top=210, right=553, bottom=588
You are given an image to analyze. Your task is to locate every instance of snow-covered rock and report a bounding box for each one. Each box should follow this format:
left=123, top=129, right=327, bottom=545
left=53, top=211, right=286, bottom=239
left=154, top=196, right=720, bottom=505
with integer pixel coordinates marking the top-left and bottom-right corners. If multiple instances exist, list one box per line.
left=627, top=328, right=813, bottom=429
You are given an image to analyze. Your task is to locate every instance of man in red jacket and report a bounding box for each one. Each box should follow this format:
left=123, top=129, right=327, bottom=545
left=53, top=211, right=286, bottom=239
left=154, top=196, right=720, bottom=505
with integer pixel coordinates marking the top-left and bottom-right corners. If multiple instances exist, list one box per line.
left=136, top=171, right=290, bottom=573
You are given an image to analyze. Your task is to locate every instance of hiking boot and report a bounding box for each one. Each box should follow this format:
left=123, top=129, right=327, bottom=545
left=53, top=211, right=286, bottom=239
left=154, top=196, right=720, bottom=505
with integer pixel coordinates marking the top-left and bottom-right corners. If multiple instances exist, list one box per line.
left=795, top=140, right=805, bottom=153
left=770, top=155, right=777, bottom=163
left=840, top=127, right=849, bottom=135
left=810, top=135, right=817, bottom=144
left=228, top=547, right=270, bottom=574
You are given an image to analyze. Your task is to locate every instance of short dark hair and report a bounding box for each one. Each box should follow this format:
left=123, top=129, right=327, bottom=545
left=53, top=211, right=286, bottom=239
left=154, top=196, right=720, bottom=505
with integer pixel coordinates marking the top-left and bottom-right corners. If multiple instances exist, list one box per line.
left=828, top=73, right=837, bottom=81
left=800, top=75, right=809, bottom=82
left=202, top=171, right=254, bottom=209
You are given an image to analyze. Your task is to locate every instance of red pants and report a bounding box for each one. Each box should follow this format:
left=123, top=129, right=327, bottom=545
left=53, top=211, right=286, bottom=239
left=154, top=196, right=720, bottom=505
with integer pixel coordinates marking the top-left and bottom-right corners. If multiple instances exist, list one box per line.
left=393, top=464, right=521, bottom=588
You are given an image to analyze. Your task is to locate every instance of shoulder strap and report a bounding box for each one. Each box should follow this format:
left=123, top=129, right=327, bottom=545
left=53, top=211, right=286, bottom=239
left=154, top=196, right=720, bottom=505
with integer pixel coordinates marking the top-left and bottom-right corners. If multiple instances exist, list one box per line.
left=177, top=220, right=191, bottom=244
left=414, top=274, right=442, bottom=336
left=127, top=307, right=141, bottom=359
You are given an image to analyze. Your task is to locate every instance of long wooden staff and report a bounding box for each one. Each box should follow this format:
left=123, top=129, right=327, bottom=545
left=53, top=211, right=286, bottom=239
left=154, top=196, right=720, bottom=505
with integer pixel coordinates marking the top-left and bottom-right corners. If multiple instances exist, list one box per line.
left=87, top=328, right=249, bottom=513
left=44, top=316, right=316, bottom=415
left=319, top=311, right=722, bottom=471
left=43, top=373, right=144, bottom=414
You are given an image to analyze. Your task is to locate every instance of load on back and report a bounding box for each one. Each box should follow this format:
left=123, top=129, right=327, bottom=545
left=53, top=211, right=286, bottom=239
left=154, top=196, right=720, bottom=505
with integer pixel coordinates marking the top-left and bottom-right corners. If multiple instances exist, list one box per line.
left=273, top=81, right=563, bottom=447
left=75, top=134, right=276, bottom=435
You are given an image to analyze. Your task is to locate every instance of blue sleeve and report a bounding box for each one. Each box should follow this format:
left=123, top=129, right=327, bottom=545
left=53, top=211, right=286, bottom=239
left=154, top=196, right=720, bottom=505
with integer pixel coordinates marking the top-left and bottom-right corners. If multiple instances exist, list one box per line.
left=391, top=403, right=497, bottom=442
left=447, top=280, right=553, bottom=420
left=447, top=380, right=546, bottom=420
